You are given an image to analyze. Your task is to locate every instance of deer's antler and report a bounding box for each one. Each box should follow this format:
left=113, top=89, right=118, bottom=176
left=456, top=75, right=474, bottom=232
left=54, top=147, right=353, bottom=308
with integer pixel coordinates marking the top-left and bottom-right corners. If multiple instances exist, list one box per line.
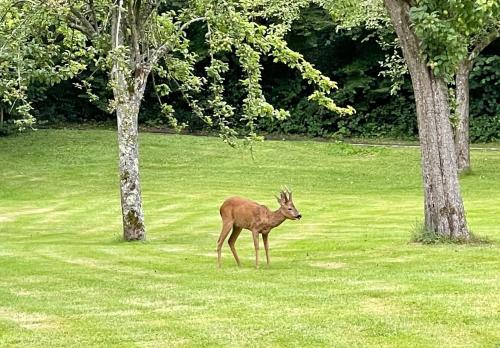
left=280, top=185, right=292, bottom=201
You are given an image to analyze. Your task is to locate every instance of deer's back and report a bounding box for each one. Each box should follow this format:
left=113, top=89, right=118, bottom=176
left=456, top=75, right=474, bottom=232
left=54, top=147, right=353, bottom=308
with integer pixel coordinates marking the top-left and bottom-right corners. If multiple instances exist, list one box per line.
left=220, top=196, right=268, bottom=230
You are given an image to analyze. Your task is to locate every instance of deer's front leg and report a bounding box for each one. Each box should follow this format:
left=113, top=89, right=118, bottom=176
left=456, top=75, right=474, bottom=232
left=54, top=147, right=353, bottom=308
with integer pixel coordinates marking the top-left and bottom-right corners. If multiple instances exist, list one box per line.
left=252, top=231, right=260, bottom=269
left=262, top=233, right=270, bottom=266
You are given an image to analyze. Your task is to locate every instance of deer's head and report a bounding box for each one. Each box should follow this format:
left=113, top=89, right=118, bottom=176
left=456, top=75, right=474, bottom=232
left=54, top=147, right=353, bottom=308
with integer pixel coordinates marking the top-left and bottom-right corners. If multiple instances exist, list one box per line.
left=277, top=188, right=302, bottom=220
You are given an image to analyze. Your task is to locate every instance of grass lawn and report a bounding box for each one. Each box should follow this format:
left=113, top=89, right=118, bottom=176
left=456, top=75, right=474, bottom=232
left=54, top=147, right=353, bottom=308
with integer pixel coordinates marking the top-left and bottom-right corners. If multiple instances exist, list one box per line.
left=0, top=129, right=499, bottom=347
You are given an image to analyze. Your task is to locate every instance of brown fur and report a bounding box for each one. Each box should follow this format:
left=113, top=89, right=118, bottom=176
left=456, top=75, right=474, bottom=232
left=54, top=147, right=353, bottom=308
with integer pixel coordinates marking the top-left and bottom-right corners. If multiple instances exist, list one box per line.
left=216, top=190, right=301, bottom=268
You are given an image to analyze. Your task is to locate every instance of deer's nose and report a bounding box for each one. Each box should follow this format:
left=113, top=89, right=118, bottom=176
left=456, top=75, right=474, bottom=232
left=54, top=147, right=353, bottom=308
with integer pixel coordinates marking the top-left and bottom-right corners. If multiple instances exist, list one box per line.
left=296, top=214, right=302, bottom=220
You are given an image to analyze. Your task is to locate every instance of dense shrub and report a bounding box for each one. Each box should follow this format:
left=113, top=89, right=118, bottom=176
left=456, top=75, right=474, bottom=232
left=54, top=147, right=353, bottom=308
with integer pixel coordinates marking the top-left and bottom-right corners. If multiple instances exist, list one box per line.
left=30, top=6, right=499, bottom=141
left=470, top=55, right=500, bottom=142
left=258, top=6, right=418, bottom=139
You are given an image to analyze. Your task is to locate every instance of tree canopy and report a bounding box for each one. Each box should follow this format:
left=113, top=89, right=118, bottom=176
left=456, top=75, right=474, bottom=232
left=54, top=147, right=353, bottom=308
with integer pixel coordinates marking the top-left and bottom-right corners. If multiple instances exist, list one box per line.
left=0, top=0, right=88, bottom=129
left=410, top=0, right=500, bottom=78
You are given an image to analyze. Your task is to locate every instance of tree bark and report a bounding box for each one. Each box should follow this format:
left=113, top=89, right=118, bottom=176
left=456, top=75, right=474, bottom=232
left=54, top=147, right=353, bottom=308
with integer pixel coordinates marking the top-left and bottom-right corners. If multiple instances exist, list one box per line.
left=384, top=0, right=470, bottom=239
left=114, top=88, right=146, bottom=241
left=0, top=107, right=4, bottom=127
left=111, top=61, right=148, bottom=241
left=455, top=60, right=473, bottom=173
left=453, top=28, right=498, bottom=174
left=111, top=1, right=149, bottom=241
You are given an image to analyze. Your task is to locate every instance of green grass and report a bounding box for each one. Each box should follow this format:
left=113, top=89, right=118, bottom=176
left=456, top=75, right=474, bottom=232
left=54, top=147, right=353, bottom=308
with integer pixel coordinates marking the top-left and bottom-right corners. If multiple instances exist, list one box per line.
left=410, top=223, right=491, bottom=245
left=0, top=129, right=499, bottom=347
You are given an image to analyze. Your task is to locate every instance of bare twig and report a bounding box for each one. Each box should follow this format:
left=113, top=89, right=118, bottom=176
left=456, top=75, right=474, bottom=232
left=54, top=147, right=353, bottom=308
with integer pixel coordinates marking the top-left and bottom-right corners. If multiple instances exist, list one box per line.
left=128, top=0, right=141, bottom=66
left=115, top=0, right=124, bottom=48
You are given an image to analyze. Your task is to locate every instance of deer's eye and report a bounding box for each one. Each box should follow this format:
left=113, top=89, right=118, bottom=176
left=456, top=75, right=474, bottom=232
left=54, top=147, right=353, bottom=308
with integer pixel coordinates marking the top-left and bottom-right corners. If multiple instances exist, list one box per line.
left=288, top=208, right=292, bottom=210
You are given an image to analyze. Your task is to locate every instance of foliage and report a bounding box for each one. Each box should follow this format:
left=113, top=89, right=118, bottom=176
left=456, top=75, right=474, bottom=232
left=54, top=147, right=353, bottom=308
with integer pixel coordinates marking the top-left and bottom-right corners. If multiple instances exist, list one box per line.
left=470, top=54, right=500, bottom=142
left=32, top=74, right=112, bottom=124
left=33, top=0, right=353, bottom=147
left=2, top=2, right=498, bottom=141
left=0, top=122, right=15, bottom=136
left=257, top=6, right=417, bottom=138
left=1, top=129, right=500, bottom=346
left=0, top=1, right=89, bottom=129
left=410, top=0, right=500, bottom=78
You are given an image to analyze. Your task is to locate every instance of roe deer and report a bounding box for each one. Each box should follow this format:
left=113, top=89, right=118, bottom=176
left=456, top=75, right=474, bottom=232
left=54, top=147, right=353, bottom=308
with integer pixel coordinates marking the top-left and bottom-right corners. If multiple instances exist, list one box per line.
left=217, top=188, right=301, bottom=268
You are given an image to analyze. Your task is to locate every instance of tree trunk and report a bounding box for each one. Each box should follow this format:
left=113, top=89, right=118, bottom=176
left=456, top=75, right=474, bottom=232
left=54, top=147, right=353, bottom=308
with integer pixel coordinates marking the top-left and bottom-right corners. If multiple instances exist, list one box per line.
left=111, top=61, right=150, bottom=241
left=384, top=0, right=470, bottom=239
left=455, top=60, right=473, bottom=173
left=0, top=107, right=3, bottom=127
left=112, top=63, right=146, bottom=241
left=114, top=88, right=146, bottom=241
left=111, top=2, right=149, bottom=241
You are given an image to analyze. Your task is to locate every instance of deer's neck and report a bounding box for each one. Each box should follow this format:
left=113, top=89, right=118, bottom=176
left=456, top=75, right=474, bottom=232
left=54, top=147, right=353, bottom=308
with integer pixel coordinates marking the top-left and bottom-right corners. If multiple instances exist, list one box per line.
left=268, top=209, right=286, bottom=229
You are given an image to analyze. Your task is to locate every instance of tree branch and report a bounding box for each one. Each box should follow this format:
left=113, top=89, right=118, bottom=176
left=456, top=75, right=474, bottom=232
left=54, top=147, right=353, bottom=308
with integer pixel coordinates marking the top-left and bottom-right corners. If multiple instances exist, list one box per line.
left=179, top=17, right=207, bottom=33
left=400, top=0, right=416, bottom=6
left=128, top=0, right=141, bottom=66
left=112, top=0, right=124, bottom=49
left=87, top=0, right=100, bottom=34
left=469, top=27, right=499, bottom=61
left=150, top=17, right=206, bottom=66
left=69, top=6, right=97, bottom=38
left=67, top=21, right=95, bottom=37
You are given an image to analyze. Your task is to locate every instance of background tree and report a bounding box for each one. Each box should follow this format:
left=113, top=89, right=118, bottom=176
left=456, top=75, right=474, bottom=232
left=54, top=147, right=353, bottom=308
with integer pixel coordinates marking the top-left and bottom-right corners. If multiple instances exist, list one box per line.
left=15, top=3, right=498, bottom=144
left=383, top=0, right=473, bottom=239
left=329, top=0, right=499, bottom=174
left=39, top=0, right=353, bottom=241
left=453, top=23, right=499, bottom=172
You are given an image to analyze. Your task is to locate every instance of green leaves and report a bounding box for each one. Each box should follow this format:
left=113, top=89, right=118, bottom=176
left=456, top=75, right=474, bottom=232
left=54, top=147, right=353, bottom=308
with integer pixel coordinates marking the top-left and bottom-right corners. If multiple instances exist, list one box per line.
left=410, top=0, right=500, bottom=78
left=1, top=0, right=354, bottom=141
left=0, top=1, right=92, bottom=130
left=178, top=0, right=354, bottom=144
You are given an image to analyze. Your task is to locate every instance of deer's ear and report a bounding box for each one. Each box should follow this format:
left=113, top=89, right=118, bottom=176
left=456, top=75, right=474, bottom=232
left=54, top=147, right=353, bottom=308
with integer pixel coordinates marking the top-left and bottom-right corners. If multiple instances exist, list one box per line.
left=275, top=195, right=282, bottom=204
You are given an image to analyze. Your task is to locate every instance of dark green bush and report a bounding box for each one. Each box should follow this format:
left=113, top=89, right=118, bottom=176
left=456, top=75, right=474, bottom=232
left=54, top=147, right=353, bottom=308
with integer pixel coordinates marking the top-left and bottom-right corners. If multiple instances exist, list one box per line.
left=0, top=124, right=15, bottom=137
left=470, top=55, right=500, bottom=142
left=29, top=6, right=499, bottom=142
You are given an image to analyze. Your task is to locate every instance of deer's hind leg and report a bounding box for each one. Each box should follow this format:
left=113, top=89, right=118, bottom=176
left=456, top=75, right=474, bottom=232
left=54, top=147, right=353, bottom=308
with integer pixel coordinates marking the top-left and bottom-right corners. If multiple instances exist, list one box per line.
left=217, top=220, right=233, bottom=268
left=228, top=226, right=243, bottom=267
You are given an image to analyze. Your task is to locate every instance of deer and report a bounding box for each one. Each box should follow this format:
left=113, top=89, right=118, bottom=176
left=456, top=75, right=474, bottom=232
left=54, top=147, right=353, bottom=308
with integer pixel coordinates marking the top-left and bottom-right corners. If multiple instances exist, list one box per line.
left=216, top=188, right=301, bottom=268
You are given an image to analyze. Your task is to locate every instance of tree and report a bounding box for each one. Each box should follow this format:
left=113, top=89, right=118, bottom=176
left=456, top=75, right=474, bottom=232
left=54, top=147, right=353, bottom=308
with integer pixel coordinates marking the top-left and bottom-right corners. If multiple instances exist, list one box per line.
left=409, top=1, right=500, bottom=173
left=36, top=0, right=353, bottom=241
left=320, top=0, right=471, bottom=238
left=330, top=0, right=499, bottom=174
left=323, top=0, right=497, bottom=239
left=454, top=28, right=499, bottom=172
left=383, top=0, right=471, bottom=239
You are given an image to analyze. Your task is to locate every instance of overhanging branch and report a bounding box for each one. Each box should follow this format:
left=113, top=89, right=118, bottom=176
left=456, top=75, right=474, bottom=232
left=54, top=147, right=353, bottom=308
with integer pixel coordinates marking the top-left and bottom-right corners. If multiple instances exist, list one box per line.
left=150, top=16, right=207, bottom=65
left=470, top=27, right=500, bottom=61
